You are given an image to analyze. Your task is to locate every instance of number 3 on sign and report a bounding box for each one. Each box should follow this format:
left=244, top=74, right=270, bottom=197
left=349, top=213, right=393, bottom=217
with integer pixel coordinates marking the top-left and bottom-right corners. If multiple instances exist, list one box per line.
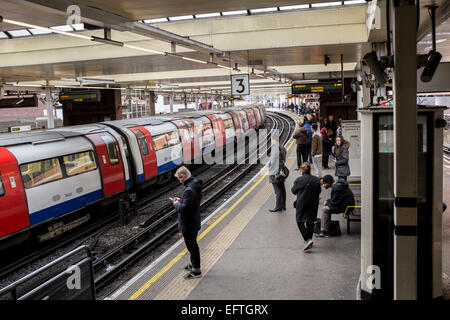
left=231, top=74, right=250, bottom=96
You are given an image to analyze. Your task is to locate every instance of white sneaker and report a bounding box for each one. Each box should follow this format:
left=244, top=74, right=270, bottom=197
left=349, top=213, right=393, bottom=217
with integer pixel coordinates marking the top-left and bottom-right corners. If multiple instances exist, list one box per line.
left=303, top=239, right=314, bottom=251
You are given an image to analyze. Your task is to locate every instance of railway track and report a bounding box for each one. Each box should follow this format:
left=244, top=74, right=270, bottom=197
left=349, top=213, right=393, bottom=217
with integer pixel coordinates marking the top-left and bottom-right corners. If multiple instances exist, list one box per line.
left=0, top=111, right=296, bottom=298
left=94, top=112, right=294, bottom=293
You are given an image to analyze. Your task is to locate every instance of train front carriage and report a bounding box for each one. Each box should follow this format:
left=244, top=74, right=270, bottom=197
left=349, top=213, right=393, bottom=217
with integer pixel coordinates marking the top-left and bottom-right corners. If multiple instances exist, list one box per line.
left=5, top=133, right=103, bottom=229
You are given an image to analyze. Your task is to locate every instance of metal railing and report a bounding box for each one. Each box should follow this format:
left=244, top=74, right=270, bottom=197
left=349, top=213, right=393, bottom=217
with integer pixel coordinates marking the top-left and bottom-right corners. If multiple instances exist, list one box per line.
left=0, top=245, right=95, bottom=300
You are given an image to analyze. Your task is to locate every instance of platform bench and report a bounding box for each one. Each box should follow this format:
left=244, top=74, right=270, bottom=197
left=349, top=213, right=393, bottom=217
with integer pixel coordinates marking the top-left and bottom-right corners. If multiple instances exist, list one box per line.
left=343, top=205, right=361, bottom=235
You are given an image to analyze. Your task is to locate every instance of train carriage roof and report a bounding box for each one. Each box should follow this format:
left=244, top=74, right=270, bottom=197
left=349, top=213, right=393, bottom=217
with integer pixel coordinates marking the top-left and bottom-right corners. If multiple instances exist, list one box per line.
left=0, top=130, right=84, bottom=148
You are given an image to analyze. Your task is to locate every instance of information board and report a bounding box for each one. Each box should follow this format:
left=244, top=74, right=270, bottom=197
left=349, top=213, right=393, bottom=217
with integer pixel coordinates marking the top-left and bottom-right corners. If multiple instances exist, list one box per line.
left=341, top=120, right=361, bottom=179
left=292, top=82, right=342, bottom=94
left=231, top=74, right=250, bottom=96
left=59, top=90, right=101, bottom=103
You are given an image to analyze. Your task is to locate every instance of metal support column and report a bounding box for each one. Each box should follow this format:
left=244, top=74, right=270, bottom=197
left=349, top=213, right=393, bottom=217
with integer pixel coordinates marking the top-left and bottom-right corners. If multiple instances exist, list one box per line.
left=45, top=86, right=54, bottom=129
left=149, top=91, right=156, bottom=116
left=169, top=91, right=174, bottom=113
left=392, top=0, right=418, bottom=300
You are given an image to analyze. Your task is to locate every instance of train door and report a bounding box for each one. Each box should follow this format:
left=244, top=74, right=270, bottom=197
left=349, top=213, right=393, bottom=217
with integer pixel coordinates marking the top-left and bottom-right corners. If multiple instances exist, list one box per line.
left=184, top=119, right=201, bottom=160
left=228, top=112, right=241, bottom=140
left=172, top=120, right=193, bottom=163
left=128, top=126, right=158, bottom=182
left=244, top=109, right=255, bottom=129
left=206, top=114, right=225, bottom=148
left=0, top=147, right=29, bottom=238
left=86, top=133, right=126, bottom=196
left=252, top=107, right=261, bottom=128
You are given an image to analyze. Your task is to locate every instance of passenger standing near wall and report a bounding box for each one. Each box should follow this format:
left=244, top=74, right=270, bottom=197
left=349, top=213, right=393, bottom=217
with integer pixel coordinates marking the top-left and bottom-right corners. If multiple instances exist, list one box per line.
left=321, top=127, right=331, bottom=169
left=291, top=162, right=321, bottom=251
left=268, top=136, right=288, bottom=212
left=293, top=123, right=308, bottom=170
left=311, top=123, right=323, bottom=178
left=332, top=136, right=350, bottom=181
left=303, top=120, right=313, bottom=163
left=173, top=166, right=203, bottom=279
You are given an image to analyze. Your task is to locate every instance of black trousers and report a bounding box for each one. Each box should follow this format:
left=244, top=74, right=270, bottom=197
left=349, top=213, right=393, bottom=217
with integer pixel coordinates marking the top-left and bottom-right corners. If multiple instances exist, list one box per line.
left=297, top=221, right=314, bottom=242
left=182, top=231, right=200, bottom=269
left=272, top=181, right=286, bottom=210
left=296, top=144, right=307, bottom=168
left=322, top=153, right=329, bottom=168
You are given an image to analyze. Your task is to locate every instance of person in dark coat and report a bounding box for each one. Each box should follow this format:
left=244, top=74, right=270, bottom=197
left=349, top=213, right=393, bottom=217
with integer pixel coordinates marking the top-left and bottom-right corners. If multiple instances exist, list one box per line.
left=173, top=166, right=203, bottom=279
left=292, top=123, right=308, bottom=170
left=321, top=127, right=331, bottom=169
left=291, top=162, right=321, bottom=251
left=316, top=175, right=355, bottom=237
left=268, top=136, right=287, bottom=212
left=332, top=135, right=351, bottom=180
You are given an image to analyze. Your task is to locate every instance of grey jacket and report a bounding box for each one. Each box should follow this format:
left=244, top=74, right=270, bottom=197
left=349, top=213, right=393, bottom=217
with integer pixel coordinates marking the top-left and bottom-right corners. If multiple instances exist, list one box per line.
left=333, top=141, right=351, bottom=178
left=269, top=144, right=286, bottom=184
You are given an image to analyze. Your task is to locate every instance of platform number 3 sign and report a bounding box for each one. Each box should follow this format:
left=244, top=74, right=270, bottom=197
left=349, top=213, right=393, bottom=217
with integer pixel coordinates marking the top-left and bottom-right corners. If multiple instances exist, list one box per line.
left=231, top=74, right=250, bottom=96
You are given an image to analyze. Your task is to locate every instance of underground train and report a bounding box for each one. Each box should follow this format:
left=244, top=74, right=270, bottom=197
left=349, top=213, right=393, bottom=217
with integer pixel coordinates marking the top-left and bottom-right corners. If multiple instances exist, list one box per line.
left=0, top=106, right=266, bottom=248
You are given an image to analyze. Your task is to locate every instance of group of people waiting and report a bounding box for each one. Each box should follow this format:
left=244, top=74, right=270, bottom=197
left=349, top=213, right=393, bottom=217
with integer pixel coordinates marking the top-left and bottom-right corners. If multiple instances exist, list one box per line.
left=269, top=114, right=355, bottom=252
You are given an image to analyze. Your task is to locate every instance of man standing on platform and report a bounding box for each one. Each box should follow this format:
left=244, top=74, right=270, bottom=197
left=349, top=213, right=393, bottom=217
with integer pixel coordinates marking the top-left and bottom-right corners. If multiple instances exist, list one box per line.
left=173, top=166, right=203, bottom=279
left=293, top=123, right=308, bottom=170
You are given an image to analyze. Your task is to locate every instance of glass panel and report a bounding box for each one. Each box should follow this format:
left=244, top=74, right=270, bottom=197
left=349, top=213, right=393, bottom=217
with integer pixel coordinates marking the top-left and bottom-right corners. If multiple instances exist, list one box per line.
left=101, top=135, right=120, bottom=165
left=133, top=129, right=149, bottom=156
left=224, top=118, right=234, bottom=129
left=166, top=131, right=180, bottom=147
left=20, top=158, right=63, bottom=188
left=153, top=134, right=168, bottom=151
left=63, top=151, right=97, bottom=176
left=0, top=174, right=4, bottom=196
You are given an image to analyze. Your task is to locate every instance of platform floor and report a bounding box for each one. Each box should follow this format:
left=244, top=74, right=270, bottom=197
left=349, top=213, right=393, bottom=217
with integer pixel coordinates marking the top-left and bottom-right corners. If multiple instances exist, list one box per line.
left=108, top=134, right=362, bottom=300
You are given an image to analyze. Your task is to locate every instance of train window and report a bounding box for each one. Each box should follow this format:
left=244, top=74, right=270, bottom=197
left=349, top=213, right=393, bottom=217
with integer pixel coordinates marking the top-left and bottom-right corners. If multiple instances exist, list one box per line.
left=63, top=151, right=97, bottom=177
left=101, top=135, right=120, bottom=165
left=153, top=134, right=168, bottom=151
left=202, top=124, right=213, bottom=136
left=223, top=118, right=234, bottom=129
left=166, top=131, right=180, bottom=147
left=20, top=158, right=63, bottom=189
left=0, top=174, right=4, bottom=197
left=133, top=129, right=149, bottom=156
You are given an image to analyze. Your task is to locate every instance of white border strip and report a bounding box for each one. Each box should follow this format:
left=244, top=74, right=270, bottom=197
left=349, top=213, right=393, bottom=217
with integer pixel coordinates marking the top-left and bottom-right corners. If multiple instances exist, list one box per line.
left=106, top=110, right=296, bottom=300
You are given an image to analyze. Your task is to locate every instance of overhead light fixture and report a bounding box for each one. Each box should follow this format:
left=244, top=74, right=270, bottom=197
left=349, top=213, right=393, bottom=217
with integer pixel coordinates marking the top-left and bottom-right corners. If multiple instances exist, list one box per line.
left=311, top=2, right=343, bottom=8
left=279, top=5, right=310, bottom=10
left=195, top=12, right=221, bottom=18
left=91, top=36, right=124, bottom=46
left=168, top=15, right=194, bottom=21
left=0, top=17, right=93, bottom=40
left=144, top=18, right=169, bottom=23
left=221, top=10, right=248, bottom=16
left=123, top=44, right=165, bottom=55
left=61, top=77, right=115, bottom=84
left=181, top=56, right=208, bottom=64
left=250, top=7, right=278, bottom=14
left=344, top=0, right=367, bottom=5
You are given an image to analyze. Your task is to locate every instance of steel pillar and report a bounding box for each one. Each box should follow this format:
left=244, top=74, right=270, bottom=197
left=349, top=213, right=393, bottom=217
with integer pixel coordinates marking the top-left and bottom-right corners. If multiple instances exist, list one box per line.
left=392, top=0, right=418, bottom=300
left=45, top=86, right=54, bottom=129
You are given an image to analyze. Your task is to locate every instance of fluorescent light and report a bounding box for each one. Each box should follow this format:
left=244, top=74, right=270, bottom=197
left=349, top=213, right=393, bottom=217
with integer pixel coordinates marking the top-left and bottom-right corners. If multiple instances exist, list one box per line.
left=0, top=32, right=8, bottom=39
left=195, top=12, right=221, bottom=18
left=344, top=0, right=366, bottom=4
left=71, top=23, right=85, bottom=31
left=279, top=4, right=310, bottom=10
left=250, top=7, right=278, bottom=14
left=7, top=29, right=31, bottom=37
left=168, top=15, right=194, bottom=21
left=2, top=18, right=93, bottom=40
left=29, top=28, right=52, bottom=35
left=221, top=10, right=248, bottom=16
left=217, top=64, right=233, bottom=70
left=311, top=2, right=343, bottom=8
left=123, top=44, right=165, bottom=55
left=51, top=25, right=74, bottom=32
left=181, top=56, right=208, bottom=64
left=143, top=18, right=168, bottom=23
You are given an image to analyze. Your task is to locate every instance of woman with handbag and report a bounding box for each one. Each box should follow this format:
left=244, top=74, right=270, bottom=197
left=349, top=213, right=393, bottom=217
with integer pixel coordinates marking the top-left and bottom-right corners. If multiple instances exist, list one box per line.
left=268, top=136, right=287, bottom=213
left=291, top=162, right=321, bottom=251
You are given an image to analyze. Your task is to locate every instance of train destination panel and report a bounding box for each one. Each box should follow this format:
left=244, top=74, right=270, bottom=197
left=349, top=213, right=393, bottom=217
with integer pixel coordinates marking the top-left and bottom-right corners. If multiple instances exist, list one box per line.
left=291, top=82, right=342, bottom=94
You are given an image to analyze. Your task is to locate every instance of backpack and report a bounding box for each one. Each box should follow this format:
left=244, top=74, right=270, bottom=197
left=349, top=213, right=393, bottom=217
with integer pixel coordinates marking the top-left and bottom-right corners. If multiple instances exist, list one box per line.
left=313, top=218, right=341, bottom=236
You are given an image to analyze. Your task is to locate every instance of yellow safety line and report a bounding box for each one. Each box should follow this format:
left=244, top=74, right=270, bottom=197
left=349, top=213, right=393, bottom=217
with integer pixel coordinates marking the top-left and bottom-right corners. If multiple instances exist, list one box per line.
left=129, top=171, right=269, bottom=300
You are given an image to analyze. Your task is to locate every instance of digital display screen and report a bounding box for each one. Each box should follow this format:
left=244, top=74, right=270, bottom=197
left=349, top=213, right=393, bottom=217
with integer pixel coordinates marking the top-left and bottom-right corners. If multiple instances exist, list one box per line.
left=59, top=90, right=100, bottom=103
left=292, top=82, right=343, bottom=94
left=0, top=95, right=38, bottom=108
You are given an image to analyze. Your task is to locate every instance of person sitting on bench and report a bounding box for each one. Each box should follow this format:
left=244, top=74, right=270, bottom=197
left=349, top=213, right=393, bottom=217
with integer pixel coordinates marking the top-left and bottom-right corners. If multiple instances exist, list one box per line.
left=316, top=174, right=355, bottom=238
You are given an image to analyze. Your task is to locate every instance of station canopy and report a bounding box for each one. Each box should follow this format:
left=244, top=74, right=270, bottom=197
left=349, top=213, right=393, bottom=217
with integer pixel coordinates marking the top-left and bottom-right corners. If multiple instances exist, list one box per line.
left=0, top=0, right=449, bottom=95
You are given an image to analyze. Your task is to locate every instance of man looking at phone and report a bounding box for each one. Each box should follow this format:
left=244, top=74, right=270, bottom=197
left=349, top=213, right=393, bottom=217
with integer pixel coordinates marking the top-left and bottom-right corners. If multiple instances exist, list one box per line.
left=173, top=166, right=203, bottom=279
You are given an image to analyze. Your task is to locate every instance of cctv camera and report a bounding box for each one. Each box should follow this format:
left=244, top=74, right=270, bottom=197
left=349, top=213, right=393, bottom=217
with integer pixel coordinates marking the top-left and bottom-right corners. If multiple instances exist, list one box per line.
left=420, top=50, right=442, bottom=83
left=363, top=51, right=388, bottom=84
